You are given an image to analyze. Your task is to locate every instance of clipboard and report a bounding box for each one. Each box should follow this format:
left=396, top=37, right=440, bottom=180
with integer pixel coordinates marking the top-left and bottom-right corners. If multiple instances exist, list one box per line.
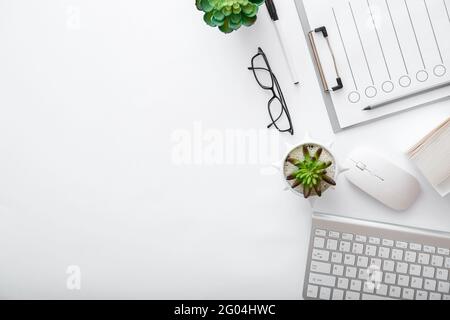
left=294, top=0, right=450, bottom=132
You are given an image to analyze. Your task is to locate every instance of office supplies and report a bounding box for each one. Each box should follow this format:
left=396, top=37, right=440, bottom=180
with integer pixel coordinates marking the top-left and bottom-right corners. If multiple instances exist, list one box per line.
left=304, top=212, right=450, bottom=300
left=344, top=149, right=420, bottom=211
left=265, top=0, right=300, bottom=85
left=407, top=117, right=450, bottom=197
left=364, top=80, right=450, bottom=110
left=248, top=47, right=294, bottom=135
left=294, top=0, right=450, bottom=131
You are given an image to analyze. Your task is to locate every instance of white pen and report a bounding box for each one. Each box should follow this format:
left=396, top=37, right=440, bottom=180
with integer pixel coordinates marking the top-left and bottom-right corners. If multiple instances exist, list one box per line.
left=265, top=0, right=300, bottom=85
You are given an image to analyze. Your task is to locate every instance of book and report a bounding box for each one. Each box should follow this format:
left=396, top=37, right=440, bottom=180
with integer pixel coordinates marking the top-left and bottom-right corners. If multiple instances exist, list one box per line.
left=407, top=118, right=450, bottom=197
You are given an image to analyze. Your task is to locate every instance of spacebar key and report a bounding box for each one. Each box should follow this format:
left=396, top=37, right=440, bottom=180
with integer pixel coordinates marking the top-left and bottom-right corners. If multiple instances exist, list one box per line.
left=309, top=273, right=336, bottom=287
left=362, top=294, right=394, bottom=300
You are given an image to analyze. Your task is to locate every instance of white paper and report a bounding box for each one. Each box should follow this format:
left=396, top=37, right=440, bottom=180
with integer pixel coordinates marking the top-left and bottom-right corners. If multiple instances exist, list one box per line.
left=304, top=0, right=450, bottom=128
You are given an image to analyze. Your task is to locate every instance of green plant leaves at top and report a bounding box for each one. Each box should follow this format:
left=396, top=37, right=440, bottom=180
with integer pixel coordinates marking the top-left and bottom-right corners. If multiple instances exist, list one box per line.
left=196, top=0, right=263, bottom=34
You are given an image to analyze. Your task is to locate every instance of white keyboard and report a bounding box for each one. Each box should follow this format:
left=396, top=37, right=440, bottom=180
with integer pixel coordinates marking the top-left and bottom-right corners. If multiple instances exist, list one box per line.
left=304, top=213, right=450, bottom=300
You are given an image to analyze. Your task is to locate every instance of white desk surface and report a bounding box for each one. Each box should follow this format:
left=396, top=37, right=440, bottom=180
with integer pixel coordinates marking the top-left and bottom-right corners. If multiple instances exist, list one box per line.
left=0, top=0, right=448, bottom=299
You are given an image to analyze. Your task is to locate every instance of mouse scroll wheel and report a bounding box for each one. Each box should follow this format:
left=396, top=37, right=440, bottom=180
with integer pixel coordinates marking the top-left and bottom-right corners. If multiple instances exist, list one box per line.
left=356, top=162, right=366, bottom=170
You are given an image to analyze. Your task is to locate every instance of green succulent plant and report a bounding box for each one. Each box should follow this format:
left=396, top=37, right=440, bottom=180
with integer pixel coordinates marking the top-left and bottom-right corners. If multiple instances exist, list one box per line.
left=195, top=0, right=265, bottom=34
left=286, top=146, right=336, bottom=199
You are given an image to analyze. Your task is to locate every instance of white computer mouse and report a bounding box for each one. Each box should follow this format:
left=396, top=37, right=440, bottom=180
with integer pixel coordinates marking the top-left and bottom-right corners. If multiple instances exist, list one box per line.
left=344, top=149, right=421, bottom=211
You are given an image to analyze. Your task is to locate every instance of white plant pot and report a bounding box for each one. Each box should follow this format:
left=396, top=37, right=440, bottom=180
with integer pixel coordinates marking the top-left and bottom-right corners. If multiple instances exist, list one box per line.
left=281, top=135, right=346, bottom=206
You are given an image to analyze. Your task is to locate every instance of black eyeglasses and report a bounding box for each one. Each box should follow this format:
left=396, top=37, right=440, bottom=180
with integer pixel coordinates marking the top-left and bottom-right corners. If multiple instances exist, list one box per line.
left=248, top=47, right=294, bottom=135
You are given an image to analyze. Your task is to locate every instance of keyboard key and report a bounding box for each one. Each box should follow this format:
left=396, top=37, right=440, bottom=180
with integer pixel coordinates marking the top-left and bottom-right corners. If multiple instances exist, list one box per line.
left=438, top=281, right=450, bottom=293
left=409, top=264, right=421, bottom=276
left=329, top=231, right=340, bottom=238
left=309, top=273, right=336, bottom=287
left=395, top=241, right=407, bottom=249
left=385, top=273, right=396, bottom=284
left=306, top=285, right=318, bottom=298
left=437, top=247, right=449, bottom=255
left=357, top=256, right=369, bottom=268
left=319, top=287, right=331, bottom=300
left=346, top=266, right=357, bottom=278
left=342, top=233, right=353, bottom=241
left=363, top=281, right=374, bottom=293
left=370, top=258, right=382, bottom=269
left=383, top=260, right=395, bottom=272
left=358, top=268, right=368, bottom=281
left=436, top=268, right=448, bottom=281
left=355, top=235, right=367, bottom=242
left=350, top=279, right=362, bottom=291
left=416, top=290, right=428, bottom=300
left=312, top=249, right=330, bottom=262
left=396, top=262, right=408, bottom=274
left=431, top=255, right=444, bottom=267
left=397, top=275, right=409, bottom=287
left=344, top=254, right=356, bottom=266
left=445, top=257, right=450, bottom=268
left=405, top=251, right=416, bottom=263
left=409, top=243, right=422, bottom=251
left=332, top=264, right=344, bottom=276
left=418, top=253, right=430, bottom=264
left=352, top=243, right=364, bottom=255
left=411, top=277, right=423, bottom=289
left=365, top=245, right=377, bottom=256
left=331, top=252, right=342, bottom=264
left=310, top=261, right=332, bottom=274
left=382, top=239, right=394, bottom=247
left=378, top=247, right=390, bottom=258
left=424, top=279, right=436, bottom=291
left=391, top=249, right=403, bottom=260
left=402, top=288, right=415, bottom=300
left=376, top=284, right=388, bottom=296
left=332, top=289, right=344, bottom=300
left=424, top=245, right=436, bottom=254
left=345, top=291, right=360, bottom=300
left=429, top=292, right=442, bottom=300
left=423, top=266, right=435, bottom=278
left=444, top=295, right=450, bottom=300
left=313, top=237, right=325, bottom=248
left=315, top=229, right=326, bottom=237
left=326, top=239, right=338, bottom=251
left=389, top=286, right=401, bottom=298
left=362, top=294, right=393, bottom=300
left=339, top=241, right=351, bottom=253
left=369, top=237, right=380, bottom=245
left=337, top=277, right=348, bottom=289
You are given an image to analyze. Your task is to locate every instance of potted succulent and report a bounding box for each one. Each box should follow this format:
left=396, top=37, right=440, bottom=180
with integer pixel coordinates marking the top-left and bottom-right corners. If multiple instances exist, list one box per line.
left=195, top=0, right=265, bottom=34
left=283, top=143, right=337, bottom=199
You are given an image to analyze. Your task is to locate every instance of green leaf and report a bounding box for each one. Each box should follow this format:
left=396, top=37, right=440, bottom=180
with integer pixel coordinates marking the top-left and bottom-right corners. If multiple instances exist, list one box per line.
left=241, top=15, right=256, bottom=26
left=219, top=18, right=233, bottom=33
left=196, top=0, right=202, bottom=10
left=203, top=11, right=215, bottom=26
left=232, top=4, right=241, bottom=14
left=242, top=4, right=258, bottom=17
left=230, top=13, right=241, bottom=24
left=222, top=6, right=232, bottom=16
left=213, top=10, right=225, bottom=21
left=200, top=0, right=214, bottom=12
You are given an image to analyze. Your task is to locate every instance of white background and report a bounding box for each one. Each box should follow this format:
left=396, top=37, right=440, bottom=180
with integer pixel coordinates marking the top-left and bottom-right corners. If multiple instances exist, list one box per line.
left=0, top=0, right=448, bottom=299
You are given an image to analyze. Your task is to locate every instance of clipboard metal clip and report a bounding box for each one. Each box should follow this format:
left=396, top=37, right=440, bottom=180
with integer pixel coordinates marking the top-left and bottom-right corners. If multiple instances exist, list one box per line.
left=308, top=26, right=343, bottom=92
